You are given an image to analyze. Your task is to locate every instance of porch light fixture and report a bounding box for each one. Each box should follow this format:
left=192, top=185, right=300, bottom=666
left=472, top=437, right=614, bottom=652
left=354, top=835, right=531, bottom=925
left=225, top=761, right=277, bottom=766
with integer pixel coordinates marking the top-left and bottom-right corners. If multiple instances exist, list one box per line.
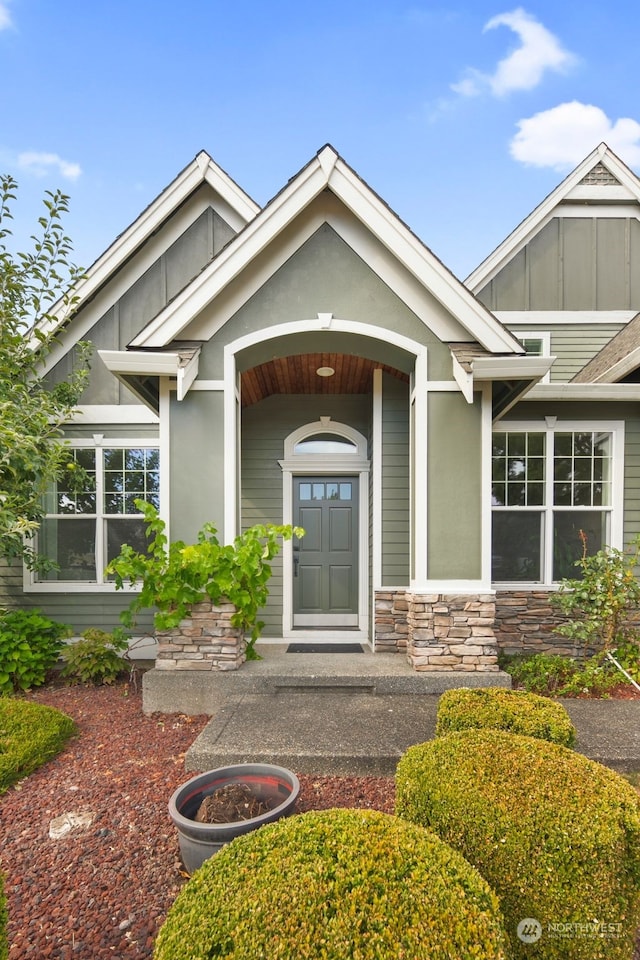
left=316, top=366, right=335, bottom=377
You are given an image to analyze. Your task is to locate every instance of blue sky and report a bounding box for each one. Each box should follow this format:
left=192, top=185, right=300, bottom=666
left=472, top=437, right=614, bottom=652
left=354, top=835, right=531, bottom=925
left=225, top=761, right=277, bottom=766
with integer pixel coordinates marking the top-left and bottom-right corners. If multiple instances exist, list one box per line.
left=1, top=0, right=639, bottom=280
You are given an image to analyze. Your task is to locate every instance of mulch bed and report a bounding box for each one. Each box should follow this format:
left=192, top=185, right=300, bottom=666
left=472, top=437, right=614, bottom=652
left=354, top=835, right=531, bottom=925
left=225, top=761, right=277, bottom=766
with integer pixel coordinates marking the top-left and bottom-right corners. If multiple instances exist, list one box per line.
left=0, top=682, right=394, bottom=958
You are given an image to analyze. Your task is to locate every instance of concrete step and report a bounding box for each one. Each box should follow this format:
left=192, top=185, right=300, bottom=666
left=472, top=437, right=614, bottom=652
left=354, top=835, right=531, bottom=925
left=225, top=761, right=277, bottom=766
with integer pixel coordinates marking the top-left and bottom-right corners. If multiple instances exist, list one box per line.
left=143, top=657, right=512, bottom=715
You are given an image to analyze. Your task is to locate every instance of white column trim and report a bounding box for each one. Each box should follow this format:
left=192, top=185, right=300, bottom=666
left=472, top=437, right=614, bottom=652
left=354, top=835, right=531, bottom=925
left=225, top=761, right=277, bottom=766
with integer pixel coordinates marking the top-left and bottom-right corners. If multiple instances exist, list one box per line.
left=223, top=347, right=238, bottom=543
left=412, top=351, right=429, bottom=584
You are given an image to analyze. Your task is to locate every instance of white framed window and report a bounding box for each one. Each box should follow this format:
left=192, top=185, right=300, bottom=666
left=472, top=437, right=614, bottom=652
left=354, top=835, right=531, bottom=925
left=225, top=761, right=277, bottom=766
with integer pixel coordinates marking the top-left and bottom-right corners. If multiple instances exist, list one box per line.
left=491, top=421, right=624, bottom=585
left=28, top=439, right=159, bottom=590
left=518, top=332, right=551, bottom=383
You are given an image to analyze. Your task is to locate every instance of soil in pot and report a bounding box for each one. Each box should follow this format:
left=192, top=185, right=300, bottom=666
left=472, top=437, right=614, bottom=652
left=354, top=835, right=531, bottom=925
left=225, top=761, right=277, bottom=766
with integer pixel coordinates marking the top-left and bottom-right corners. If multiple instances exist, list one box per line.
left=194, top=783, right=275, bottom=823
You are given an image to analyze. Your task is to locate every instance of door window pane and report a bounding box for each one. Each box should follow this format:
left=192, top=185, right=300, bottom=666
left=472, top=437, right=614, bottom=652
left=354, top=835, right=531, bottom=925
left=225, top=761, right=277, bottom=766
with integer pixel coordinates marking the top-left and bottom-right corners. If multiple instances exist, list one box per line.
left=339, top=483, right=352, bottom=501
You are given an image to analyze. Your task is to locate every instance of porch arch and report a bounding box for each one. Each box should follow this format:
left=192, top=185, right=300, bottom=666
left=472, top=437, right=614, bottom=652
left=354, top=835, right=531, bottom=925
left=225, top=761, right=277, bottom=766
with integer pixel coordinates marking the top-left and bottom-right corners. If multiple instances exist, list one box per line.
left=223, top=317, right=429, bottom=585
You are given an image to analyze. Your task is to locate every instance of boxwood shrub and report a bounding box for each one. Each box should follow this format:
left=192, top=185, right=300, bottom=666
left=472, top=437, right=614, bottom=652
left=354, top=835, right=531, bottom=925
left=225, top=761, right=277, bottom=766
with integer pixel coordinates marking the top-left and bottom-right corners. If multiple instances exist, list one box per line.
left=0, top=698, right=76, bottom=793
left=396, top=730, right=640, bottom=960
left=154, top=808, right=510, bottom=960
left=0, top=872, right=7, bottom=960
left=435, top=687, right=576, bottom=746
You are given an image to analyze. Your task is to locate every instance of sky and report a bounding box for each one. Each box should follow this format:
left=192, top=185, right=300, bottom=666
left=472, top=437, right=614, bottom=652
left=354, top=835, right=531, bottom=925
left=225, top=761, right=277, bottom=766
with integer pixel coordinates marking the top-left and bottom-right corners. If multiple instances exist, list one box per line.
left=1, top=0, right=639, bottom=281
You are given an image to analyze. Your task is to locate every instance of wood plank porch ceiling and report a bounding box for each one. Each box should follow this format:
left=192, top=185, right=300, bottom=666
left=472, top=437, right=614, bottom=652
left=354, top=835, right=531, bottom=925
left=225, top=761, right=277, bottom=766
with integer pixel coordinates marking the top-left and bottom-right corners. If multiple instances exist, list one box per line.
left=241, top=354, right=409, bottom=407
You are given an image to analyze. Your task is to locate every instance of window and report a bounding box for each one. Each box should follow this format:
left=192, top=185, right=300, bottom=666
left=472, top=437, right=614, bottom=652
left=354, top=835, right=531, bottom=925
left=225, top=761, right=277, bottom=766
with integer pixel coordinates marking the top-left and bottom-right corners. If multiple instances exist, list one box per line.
left=518, top=332, right=551, bottom=383
left=34, top=444, right=159, bottom=585
left=491, top=424, right=620, bottom=584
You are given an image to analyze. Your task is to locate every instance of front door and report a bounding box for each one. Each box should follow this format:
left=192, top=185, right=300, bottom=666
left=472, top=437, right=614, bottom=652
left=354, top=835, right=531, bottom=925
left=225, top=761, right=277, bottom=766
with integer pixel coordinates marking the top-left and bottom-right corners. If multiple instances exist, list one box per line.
left=293, top=476, right=359, bottom=627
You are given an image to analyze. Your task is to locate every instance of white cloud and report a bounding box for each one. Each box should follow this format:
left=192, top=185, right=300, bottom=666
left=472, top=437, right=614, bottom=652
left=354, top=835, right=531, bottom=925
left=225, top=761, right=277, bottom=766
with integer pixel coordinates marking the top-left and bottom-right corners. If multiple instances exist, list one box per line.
left=452, top=7, right=576, bottom=97
left=0, top=3, right=12, bottom=30
left=17, top=151, right=82, bottom=181
left=510, top=102, right=640, bottom=170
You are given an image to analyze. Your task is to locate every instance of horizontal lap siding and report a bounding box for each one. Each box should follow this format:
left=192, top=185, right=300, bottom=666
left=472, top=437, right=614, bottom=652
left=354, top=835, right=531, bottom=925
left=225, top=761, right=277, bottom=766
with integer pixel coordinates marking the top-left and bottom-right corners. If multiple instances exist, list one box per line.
left=381, top=375, right=410, bottom=584
left=0, top=557, right=155, bottom=636
left=548, top=325, right=623, bottom=382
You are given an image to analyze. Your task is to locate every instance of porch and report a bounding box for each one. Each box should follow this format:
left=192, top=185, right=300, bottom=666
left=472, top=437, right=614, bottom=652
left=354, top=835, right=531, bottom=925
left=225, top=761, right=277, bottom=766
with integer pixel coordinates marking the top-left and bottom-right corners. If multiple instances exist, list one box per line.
left=143, top=642, right=511, bottom=715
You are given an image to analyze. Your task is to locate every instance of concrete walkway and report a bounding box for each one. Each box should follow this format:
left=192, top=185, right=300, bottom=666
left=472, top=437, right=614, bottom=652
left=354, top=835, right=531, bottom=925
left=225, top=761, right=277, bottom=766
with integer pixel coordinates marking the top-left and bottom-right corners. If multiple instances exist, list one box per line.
left=141, top=647, right=640, bottom=776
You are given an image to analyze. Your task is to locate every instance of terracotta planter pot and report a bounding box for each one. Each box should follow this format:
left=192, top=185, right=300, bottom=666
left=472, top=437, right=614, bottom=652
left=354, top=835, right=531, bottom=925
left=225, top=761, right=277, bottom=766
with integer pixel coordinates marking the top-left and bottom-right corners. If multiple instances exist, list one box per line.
left=168, top=763, right=300, bottom=874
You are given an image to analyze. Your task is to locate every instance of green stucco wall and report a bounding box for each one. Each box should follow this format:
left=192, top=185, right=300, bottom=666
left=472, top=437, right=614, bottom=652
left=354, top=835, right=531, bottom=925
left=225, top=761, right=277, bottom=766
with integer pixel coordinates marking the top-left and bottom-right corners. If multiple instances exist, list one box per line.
left=427, top=392, right=482, bottom=579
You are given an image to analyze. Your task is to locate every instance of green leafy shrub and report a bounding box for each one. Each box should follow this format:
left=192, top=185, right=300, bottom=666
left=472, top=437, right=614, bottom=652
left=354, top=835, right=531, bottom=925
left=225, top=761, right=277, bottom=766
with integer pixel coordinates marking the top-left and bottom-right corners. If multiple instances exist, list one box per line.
left=502, top=650, right=636, bottom=697
left=0, top=871, right=7, bottom=960
left=107, top=500, right=303, bottom=660
left=396, top=730, right=640, bottom=960
left=551, top=533, right=640, bottom=652
left=60, top=628, right=129, bottom=685
left=436, top=687, right=576, bottom=746
left=0, top=609, right=70, bottom=694
left=154, top=808, right=509, bottom=960
left=0, top=698, right=76, bottom=793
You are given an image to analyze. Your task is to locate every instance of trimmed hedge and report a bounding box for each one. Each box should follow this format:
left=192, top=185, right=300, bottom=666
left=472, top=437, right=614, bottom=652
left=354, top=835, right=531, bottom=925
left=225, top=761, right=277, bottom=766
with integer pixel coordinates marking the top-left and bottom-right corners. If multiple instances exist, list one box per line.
left=0, top=872, right=7, bottom=960
left=396, top=730, right=640, bottom=960
left=0, top=698, right=76, bottom=793
left=154, top=808, right=510, bottom=960
left=435, top=687, right=576, bottom=746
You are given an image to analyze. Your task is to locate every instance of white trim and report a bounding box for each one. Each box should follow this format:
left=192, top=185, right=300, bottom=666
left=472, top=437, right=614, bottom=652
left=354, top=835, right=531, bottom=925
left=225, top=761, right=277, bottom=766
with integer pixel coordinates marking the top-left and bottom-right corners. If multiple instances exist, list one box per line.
left=496, top=311, right=635, bottom=325
left=186, top=380, right=225, bottom=391
left=466, top=143, right=640, bottom=294
left=280, top=421, right=370, bottom=638
left=372, top=369, right=383, bottom=607
left=72, top=405, right=159, bottom=424
left=553, top=203, right=640, bottom=218
left=516, top=331, right=552, bottom=384
left=491, top=418, right=625, bottom=586
left=412, top=351, right=428, bottom=585
left=25, top=437, right=162, bottom=593
left=159, top=379, right=171, bottom=539
left=130, top=146, right=522, bottom=354
left=481, top=384, right=493, bottom=586
left=525, top=383, right=640, bottom=401
left=33, top=152, right=258, bottom=349
left=410, top=581, right=494, bottom=594
left=223, top=351, right=238, bottom=542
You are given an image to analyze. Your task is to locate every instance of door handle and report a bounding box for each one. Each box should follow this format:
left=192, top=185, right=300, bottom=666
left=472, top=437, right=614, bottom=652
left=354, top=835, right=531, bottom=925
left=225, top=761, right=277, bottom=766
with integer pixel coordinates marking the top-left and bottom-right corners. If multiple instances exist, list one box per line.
left=293, top=556, right=299, bottom=577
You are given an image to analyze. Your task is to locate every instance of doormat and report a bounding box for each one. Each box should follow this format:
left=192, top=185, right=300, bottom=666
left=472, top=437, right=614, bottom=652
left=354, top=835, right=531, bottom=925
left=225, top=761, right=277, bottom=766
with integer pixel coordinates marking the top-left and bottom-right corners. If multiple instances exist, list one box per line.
left=287, top=643, right=364, bottom=654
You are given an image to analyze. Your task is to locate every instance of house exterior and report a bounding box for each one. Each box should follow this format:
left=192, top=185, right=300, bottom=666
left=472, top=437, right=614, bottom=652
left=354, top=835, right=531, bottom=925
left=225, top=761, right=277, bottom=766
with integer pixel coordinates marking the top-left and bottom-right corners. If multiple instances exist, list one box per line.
left=4, top=142, right=640, bottom=670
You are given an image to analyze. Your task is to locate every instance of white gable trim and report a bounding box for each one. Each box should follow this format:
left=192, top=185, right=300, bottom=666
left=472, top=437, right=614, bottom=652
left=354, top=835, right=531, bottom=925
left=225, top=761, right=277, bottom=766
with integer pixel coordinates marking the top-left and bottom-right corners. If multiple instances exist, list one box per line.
left=130, top=146, right=521, bottom=355
left=466, top=143, right=640, bottom=294
left=33, top=152, right=259, bottom=348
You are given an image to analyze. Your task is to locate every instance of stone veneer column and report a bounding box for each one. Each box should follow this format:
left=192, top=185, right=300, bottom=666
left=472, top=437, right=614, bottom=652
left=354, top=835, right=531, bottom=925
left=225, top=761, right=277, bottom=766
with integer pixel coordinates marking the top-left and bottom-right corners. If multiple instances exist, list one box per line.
left=154, top=600, right=246, bottom=671
left=374, top=591, right=409, bottom=652
left=406, top=592, right=500, bottom=672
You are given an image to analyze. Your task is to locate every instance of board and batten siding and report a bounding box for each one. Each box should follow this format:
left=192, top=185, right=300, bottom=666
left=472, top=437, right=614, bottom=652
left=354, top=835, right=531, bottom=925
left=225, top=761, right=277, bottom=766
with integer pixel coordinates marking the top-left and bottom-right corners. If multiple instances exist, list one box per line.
left=381, top=373, right=410, bottom=584
left=478, top=217, right=640, bottom=312
left=241, top=394, right=371, bottom=637
left=47, top=204, right=236, bottom=403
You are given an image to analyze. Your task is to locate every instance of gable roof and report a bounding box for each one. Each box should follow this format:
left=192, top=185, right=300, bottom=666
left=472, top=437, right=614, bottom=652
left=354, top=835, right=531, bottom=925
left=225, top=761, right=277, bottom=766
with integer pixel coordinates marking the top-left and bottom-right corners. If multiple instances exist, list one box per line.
left=127, top=144, right=523, bottom=355
left=465, top=142, right=640, bottom=294
left=32, top=151, right=260, bottom=347
left=572, top=311, right=640, bottom=383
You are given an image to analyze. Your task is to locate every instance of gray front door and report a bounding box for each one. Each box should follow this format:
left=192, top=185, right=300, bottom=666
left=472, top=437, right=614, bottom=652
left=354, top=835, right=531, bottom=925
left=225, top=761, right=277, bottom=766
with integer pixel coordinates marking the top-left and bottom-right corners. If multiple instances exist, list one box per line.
left=293, top=476, right=359, bottom=627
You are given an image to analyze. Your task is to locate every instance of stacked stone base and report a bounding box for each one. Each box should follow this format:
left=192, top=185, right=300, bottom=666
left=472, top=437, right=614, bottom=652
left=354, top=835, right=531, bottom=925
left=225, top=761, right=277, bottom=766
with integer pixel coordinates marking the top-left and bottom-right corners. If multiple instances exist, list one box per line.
left=374, top=591, right=408, bottom=652
left=155, top=600, right=246, bottom=672
left=405, top=592, right=500, bottom=672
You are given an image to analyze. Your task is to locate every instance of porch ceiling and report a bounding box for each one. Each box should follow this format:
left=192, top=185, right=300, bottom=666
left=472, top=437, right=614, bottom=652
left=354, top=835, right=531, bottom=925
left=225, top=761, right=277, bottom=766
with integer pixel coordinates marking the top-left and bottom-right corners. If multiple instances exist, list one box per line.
left=241, top=353, right=409, bottom=407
